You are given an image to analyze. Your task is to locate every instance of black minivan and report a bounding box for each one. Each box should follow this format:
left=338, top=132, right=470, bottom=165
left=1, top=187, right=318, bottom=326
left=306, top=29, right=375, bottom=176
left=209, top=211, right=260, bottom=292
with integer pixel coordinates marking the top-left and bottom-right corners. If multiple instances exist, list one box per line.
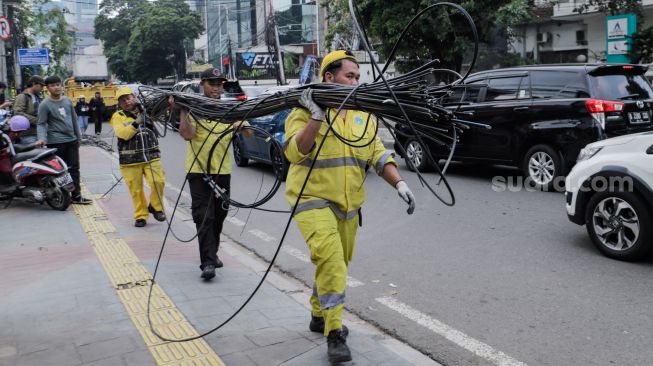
left=394, top=64, right=653, bottom=188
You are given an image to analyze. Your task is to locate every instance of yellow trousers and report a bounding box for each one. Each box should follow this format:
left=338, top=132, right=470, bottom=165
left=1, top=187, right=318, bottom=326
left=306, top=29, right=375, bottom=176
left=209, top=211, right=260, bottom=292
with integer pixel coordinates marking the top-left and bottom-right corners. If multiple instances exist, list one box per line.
left=294, top=206, right=358, bottom=335
left=119, top=160, right=165, bottom=221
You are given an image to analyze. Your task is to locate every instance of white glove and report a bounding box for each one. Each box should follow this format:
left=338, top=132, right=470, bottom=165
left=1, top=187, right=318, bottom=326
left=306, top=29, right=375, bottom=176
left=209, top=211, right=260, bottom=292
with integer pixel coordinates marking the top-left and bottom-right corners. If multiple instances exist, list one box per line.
left=298, top=89, right=325, bottom=122
left=395, top=181, right=415, bottom=215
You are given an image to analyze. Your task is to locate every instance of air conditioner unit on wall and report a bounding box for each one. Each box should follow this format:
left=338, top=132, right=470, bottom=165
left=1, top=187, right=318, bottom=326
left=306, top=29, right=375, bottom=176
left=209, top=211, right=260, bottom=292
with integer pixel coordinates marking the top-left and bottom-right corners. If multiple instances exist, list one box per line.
left=536, top=32, right=550, bottom=43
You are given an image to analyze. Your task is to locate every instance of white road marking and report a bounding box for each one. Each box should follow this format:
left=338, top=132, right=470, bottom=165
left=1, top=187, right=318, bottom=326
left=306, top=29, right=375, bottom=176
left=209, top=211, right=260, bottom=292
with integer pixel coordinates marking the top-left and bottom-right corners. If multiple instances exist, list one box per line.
left=283, top=246, right=311, bottom=263
left=346, top=276, right=365, bottom=288
left=376, top=296, right=527, bottom=366
left=226, top=216, right=246, bottom=226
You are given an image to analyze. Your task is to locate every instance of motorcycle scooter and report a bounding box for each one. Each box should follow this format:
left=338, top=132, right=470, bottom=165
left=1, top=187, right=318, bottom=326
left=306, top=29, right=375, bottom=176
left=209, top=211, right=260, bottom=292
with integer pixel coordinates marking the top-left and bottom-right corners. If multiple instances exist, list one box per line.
left=0, top=116, right=74, bottom=210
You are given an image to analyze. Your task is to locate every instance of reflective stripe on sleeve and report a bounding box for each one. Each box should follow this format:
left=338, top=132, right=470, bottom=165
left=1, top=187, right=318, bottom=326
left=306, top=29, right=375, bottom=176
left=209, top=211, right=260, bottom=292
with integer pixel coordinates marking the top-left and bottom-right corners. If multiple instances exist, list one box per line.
left=297, top=156, right=368, bottom=170
left=376, top=151, right=394, bottom=174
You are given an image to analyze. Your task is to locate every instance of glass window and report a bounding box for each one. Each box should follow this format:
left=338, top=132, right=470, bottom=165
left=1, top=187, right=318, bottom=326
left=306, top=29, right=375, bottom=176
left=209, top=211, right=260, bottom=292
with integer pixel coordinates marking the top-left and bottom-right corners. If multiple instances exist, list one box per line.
left=531, top=71, right=588, bottom=98
left=485, top=75, right=529, bottom=101
left=442, top=79, right=485, bottom=105
left=590, top=74, right=653, bottom=100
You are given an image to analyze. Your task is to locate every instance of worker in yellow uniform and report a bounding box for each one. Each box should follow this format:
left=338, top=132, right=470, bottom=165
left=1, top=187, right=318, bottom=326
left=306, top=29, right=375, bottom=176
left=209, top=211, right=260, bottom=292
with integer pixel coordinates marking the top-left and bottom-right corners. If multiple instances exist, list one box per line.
left=169, top=68, right=252, bottom=280
left=110, top=87, right=166, bottom=227
left=284, top=50, right=416, bottom=363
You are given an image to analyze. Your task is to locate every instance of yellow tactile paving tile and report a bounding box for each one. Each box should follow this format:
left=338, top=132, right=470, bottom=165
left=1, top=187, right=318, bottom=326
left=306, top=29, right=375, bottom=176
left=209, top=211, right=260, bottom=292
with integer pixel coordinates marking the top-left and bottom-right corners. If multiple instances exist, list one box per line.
left=71, top=191, right=225, bottom=366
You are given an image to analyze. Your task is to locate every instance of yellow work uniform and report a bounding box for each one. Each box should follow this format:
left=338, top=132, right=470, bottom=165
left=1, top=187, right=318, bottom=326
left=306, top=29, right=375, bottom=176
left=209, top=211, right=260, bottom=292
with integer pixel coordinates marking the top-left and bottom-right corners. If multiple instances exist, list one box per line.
left=284, top=107, right=395, bottom=335
left=185, top=116, right=242, bottom=174
left=110, top=110, right=165, bottom=221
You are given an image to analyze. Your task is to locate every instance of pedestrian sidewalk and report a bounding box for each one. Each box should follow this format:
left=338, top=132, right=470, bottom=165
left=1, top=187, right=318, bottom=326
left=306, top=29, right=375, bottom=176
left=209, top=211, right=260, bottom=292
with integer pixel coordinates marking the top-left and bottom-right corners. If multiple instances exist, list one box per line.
left=0, top=145, right=438, bottom=366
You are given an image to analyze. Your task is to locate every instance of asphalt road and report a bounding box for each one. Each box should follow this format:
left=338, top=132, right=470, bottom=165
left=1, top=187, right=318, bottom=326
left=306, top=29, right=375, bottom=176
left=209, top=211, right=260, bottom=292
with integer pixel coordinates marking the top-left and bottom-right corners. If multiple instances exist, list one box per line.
left=155, top=131, right=653, bottom=366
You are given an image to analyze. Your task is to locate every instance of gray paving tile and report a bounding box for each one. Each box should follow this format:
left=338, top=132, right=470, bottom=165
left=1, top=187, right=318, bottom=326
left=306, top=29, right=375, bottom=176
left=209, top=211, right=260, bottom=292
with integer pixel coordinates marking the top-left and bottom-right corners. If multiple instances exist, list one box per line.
left=81, top=355, right=126, bottom=366
left=209, top=332, right=258, bottom=355
left=77, top=336, right=139, bottom=363
left=219, top=352, right=258, bottom=366
left=246, top=337, right=320, bottom=366
left=121, top=349, right=155, bottom=366
left=14, top=344, right=83, bottom=366
left=244, top=327, right=305, bottom=347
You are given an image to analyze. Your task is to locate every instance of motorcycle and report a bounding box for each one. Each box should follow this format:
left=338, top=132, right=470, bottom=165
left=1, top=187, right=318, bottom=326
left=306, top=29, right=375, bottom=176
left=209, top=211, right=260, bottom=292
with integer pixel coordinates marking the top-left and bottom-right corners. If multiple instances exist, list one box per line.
left=0, top=116, right=74, bottom=210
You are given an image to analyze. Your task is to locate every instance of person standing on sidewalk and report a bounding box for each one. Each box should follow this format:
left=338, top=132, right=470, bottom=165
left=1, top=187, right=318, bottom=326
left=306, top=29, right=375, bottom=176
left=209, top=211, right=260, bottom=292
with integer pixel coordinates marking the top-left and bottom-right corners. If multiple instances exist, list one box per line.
left=169, top=68, right=252, bottom=280
left=74, top=96, right=91, bottom=135
left=109, top=87, right=166, bottom=227
left=13, top=75, right=45, bottom=144
left=89, top=91, right=105, bottom=136
left=0, top=82, right=12, bottom=109
left=283, top=50, right=416, bottom=363
left=35, top=76, right=92, bottom=205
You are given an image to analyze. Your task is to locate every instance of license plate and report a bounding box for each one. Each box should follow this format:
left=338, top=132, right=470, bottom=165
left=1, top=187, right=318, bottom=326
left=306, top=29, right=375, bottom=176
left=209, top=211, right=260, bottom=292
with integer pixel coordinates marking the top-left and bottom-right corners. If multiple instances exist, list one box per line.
left=55, top=173, right=73, bottom=186
left=629, top=111, right=651, bottom=124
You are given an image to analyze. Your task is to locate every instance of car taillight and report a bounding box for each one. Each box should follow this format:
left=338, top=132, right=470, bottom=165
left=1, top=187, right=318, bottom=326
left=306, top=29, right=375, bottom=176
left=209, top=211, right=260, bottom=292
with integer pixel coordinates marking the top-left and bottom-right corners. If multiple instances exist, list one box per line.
left=622, top=65, right=634, bottom=70
left=585, top=99, right=624, bottom=113
left=236, top=95, right=248, bottom=100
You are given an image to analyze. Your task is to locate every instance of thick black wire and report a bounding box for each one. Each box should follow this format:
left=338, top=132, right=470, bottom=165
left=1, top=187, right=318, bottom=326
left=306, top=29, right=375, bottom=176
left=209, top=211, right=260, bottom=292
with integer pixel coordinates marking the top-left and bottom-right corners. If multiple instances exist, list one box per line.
left=141, top=0, right=481, bottom=343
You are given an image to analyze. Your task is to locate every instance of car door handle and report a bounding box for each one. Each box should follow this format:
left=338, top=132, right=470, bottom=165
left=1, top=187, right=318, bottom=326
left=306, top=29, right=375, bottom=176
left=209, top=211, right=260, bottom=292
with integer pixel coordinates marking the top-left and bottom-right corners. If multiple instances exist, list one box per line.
left=513, top=106, right=529, bottom=112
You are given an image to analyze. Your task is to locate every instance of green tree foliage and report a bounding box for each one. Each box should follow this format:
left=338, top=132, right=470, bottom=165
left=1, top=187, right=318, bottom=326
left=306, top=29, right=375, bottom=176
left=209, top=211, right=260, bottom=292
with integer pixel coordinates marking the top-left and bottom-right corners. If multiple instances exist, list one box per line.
left=95, top=0, right=203, bottom=83
left=12, top=0, right=73, bottom=79
left=324, top=0, right=533, bottom=72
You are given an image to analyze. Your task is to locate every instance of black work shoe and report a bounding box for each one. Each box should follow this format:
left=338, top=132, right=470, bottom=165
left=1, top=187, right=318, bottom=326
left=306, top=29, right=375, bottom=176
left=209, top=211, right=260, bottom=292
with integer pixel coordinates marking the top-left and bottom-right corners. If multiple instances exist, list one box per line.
left=134, top=219, right=146, bottom=227
left=310, top=316, right=348, bottom=336
left=201, top=264, right=216, bottom=279
left=148, top=204, right=166, bottom=222
left=72, top=196, right=92, bottom=205
left=327, top=328, right=352, bottom=363
left=215, top=257, right=224, bottom=268
left=309, top=315, right=325, bottom=333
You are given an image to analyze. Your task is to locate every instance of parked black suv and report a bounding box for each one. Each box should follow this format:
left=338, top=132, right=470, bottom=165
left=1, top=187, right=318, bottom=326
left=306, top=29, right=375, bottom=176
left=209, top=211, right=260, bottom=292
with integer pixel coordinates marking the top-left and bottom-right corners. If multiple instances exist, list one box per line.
left=395, top=64, right=653, bottom=188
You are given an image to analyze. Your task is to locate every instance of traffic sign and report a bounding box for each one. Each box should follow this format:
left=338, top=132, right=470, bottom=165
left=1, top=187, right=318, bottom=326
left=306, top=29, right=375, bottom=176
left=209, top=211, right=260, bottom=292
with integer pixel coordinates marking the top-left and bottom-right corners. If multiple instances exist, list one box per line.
left=0, top=16, right=11, bottom=41
left=18, top=48, right=50, bottom=66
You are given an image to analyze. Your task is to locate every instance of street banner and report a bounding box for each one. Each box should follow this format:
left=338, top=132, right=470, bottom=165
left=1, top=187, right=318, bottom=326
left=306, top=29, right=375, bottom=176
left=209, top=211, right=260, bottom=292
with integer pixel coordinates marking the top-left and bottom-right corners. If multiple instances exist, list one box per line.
left=18, top=48, right=50, bottom=66
left=606, top=14, right=636, bottom=63
left=0, top=16, right=11, bottom=41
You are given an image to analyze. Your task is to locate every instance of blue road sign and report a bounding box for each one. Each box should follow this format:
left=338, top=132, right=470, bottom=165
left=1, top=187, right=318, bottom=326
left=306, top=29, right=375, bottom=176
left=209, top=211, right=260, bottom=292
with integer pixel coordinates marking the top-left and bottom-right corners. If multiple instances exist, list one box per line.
left=18, top=48, right=49, bottom=66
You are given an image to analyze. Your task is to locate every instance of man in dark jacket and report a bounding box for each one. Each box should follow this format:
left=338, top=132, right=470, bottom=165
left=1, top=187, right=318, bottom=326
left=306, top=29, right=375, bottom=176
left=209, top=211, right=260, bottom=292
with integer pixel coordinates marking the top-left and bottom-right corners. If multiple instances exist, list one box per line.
left=89, top=91, right=105, bottom=135
left=13, top=75, right=45, bottom=144
left=74, top=96, right=91, bottom=135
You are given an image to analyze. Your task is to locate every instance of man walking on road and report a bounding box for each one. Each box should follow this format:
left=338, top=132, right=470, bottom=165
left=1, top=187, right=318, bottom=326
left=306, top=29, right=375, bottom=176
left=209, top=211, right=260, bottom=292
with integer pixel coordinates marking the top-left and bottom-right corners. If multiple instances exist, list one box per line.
left=35, top=76, right=91, bottom=205
left=110, top=87, right=166, bottom=227
left=284, top=50, right=416, bottom=363
left=170, top=68, right=252, bottom=280
left=90, top=91, right=105, bottom=136
left=13, top=75, right=45, bottom=144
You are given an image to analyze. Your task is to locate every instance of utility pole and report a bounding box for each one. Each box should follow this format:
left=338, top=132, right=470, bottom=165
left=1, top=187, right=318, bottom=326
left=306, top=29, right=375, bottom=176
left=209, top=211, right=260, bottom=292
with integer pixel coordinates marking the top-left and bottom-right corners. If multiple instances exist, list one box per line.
left=0, top=0, right=7, bottom=86
left=9, top=4, right=20, bottom=90
left=273, top=17, right=285, bottom=85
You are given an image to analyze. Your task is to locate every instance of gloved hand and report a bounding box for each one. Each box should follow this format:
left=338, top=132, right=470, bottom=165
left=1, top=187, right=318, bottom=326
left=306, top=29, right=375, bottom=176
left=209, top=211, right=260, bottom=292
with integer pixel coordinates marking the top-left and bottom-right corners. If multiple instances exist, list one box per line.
left=395, top=181, right=415, bottom=215
left=298, top=89, right=325, bottom=122
left=132, top=114, right=144, bottom=129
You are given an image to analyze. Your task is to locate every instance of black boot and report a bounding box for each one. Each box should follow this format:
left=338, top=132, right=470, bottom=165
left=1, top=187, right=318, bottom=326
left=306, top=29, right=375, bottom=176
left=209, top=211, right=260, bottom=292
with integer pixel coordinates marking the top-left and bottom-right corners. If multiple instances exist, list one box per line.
left=310, top=316, right=348, bottom=336
left=327, top=328, right=352, bottom=363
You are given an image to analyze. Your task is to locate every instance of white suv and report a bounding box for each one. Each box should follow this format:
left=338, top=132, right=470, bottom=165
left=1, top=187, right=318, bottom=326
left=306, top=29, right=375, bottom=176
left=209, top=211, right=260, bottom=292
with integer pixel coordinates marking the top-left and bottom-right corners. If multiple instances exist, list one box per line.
left=566, top=132, right=653, bottom=261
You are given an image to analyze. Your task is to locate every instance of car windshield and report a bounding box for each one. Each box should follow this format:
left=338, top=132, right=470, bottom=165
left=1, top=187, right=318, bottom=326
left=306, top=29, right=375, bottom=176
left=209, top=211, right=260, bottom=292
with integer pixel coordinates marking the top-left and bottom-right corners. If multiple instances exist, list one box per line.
left=591, top=74, right=653, bottom=100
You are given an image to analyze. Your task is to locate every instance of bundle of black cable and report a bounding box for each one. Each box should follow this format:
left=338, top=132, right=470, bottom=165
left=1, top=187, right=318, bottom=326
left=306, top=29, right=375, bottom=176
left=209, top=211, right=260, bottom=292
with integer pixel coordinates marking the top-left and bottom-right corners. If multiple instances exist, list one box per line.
left=138, top=67, right=481, bottom=145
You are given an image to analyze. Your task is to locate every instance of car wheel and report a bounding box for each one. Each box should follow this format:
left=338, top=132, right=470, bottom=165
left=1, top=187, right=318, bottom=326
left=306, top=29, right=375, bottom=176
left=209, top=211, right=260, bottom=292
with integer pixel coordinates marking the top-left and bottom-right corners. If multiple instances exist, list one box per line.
left=270, top=145, right=289, bottom=181
left=585, top=190, right=652, bottom=261
left=522, top=144, right=563, bottom=191
left=233, top=141, right=248, bottom=167
left=404, top=139, right=434, bottom=172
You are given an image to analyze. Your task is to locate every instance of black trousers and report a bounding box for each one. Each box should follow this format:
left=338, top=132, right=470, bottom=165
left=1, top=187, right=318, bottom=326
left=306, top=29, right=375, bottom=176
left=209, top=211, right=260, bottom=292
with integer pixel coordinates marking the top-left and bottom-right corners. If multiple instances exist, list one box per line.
left=93, top=112, right=103, bottom=134
left=49, top=141, right=81, bottom=198
left=187, top=173, right=230, bottom=269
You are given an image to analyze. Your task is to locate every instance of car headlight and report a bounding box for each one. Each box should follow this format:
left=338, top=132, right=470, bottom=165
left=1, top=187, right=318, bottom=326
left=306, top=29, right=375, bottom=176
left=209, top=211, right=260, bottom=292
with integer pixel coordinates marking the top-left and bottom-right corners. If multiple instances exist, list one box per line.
left=577, top=146, right=602, bottom=162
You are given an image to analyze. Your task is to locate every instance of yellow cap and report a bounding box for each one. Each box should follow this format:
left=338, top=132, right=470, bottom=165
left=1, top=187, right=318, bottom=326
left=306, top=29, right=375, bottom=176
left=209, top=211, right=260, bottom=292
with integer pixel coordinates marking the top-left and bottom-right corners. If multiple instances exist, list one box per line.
left=115, top=86, right=133, bottom=100
left=320, top=50, right=357, bottom=81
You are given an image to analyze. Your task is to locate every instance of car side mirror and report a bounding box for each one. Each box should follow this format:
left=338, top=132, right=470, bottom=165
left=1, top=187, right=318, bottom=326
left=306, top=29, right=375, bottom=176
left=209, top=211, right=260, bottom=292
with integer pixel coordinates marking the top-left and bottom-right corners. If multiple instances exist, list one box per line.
left=647, top=145, right=653, bottom=154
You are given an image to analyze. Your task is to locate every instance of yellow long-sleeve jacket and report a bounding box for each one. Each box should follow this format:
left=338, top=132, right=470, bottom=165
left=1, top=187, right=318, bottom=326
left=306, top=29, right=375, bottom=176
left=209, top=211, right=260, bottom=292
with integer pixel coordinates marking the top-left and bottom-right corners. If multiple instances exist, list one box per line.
left=284, top=108, right=395, bottom=219
left=109, top=109, right=161, bottom=166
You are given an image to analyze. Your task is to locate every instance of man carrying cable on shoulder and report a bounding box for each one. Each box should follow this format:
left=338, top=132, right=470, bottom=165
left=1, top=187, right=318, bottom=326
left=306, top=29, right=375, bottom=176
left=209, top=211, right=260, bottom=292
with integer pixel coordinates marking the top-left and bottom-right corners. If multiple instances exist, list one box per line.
left=110, top=87, right=166, bottom=227
left=284, top=50, right=416, bottom=363
left=169, top=68, right=252, bottom=280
